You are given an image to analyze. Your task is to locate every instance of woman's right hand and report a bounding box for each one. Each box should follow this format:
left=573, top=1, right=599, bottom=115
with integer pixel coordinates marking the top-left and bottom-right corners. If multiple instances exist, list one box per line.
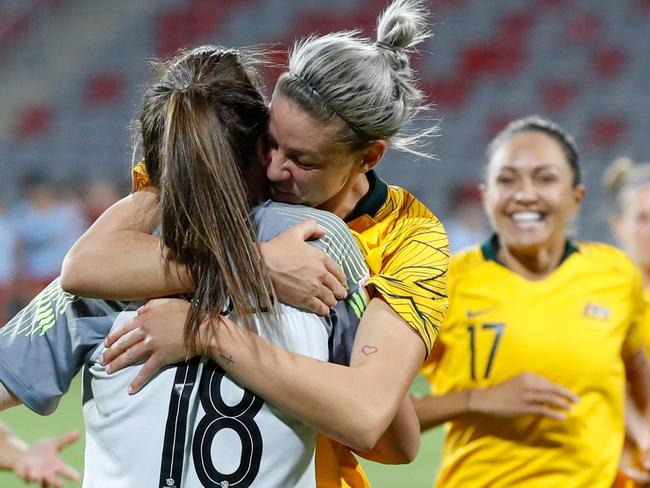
left=469, top=372, right=578, bottom=420
left=259, top=219, right=347, bottom=316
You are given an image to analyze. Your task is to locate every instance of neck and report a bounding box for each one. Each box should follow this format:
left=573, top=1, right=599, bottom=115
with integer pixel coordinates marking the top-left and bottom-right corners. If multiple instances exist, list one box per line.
left=497, top=237, right=567, bottom=280
left=318, top=172, right=369, bottom=220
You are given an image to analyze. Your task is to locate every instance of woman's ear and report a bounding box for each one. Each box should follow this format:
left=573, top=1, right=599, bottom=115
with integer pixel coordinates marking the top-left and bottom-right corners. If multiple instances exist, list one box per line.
left=358, top=140, right=387, bottom=173
left=573, top=184, right=586, bottom=206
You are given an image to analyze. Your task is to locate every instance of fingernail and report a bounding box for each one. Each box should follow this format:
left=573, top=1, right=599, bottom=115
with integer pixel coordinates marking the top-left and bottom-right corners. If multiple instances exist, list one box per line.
left=128, top=386, right=134, bottom=395
left=99, top=353, right=105, bottom=365
left=105, top=365, right=112, bottom=374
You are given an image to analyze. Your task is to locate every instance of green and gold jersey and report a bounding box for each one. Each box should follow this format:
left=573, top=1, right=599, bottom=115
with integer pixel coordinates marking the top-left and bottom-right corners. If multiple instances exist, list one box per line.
left=347, top=170, right=449, bottom=354
left=317, top=170, right=449, bottom=488
left=422, top=237, right=645, bottom=488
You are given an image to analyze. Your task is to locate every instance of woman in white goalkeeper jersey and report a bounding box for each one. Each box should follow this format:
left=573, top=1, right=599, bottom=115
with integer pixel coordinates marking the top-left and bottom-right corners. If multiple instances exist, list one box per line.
left=0, top=44, right=419, bottom=488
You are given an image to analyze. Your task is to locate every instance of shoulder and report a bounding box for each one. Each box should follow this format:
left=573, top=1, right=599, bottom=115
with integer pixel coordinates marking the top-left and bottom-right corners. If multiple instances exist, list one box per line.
left=450, top=246, right=485, bottom=271
left=384, top=185, right=447, bottom=239
left=448, top=246, right=486, bottom=286
left=252, top=201, right=350, bottom=241
left=575, top=241, right=639, bottom=276
left=387, top=185, right=442, bottom=222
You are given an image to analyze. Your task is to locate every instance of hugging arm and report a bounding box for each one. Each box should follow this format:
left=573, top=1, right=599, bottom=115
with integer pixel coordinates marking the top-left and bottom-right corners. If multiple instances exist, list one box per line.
left=103, top=297, right=425, bottom=454
left=61, top=191, right=192, bottom=301
left=61, top=192, right=345, bottom=313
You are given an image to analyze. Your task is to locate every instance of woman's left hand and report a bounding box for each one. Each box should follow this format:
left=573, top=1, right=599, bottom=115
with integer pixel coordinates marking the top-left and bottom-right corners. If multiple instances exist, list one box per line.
left=101, top=298, right=193, bottom=393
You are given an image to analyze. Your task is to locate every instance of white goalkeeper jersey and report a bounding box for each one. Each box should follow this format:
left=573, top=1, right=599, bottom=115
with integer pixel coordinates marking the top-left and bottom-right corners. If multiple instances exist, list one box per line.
left=83, top=305, right=328, bottom=488
left=0, top=201, right=369, bottom=488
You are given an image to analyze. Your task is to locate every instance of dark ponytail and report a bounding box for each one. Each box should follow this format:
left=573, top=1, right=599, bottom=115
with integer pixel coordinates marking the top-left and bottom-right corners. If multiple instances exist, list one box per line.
left=140, top=46, right=274, bottom=354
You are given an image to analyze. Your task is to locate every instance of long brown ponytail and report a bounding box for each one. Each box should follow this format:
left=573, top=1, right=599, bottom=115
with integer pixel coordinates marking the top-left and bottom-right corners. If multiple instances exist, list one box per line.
left=139, top=46, right=274, bottom=354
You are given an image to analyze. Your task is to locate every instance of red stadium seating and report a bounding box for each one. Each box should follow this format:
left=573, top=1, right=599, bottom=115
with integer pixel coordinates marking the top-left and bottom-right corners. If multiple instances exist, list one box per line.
left=13, top=105, right=54, bottom=140
left=84, top=72, right=125, bottom=107
left=425, top=75, right=470, bottom=109
left=540, top=80, right=577, bottom=113
left=589, top=115, right=627, bottom=147
left=593, top=47, right=626, bottom=80
left=565, top=11, right=601, bottom=44
left=461, top=43, right=523, bottom=76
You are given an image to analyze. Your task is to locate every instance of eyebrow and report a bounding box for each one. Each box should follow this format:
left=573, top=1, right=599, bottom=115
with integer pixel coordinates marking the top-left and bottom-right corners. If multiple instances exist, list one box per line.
left=497, top=164, right=560, bottom=173
left=267, top=128, right=319, bottom=158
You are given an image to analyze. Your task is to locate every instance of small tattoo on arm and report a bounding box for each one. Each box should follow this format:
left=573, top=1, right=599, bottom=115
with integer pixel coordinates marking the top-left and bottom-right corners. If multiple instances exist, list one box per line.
left=361, top=345, right=378, bottom=356
left=219, top=354, right=235, bottom=366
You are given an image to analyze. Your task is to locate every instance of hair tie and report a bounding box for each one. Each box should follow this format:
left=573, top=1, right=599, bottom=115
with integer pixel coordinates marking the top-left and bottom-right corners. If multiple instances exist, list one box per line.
left=375, top=41, right=401, bottom=54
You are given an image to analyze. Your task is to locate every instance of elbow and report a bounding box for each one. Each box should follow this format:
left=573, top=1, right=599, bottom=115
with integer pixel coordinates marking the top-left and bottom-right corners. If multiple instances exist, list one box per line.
left=345, top=413, right=420, bottom=464
left=393, top=435, right=420, bottom=464
left=60, top=247, right=89, bottom=295
left=344, top=407, right=392, bottom=452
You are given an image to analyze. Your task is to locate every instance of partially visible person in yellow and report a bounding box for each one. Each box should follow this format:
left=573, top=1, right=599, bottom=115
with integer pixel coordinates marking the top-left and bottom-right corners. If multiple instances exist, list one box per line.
left=606, top=157, right=650, bottom=345
left=61, top=1, right=447, bottom=487
left=605, top=157, right=650, bottom=488
left=414, top=116, right=650, bottom=488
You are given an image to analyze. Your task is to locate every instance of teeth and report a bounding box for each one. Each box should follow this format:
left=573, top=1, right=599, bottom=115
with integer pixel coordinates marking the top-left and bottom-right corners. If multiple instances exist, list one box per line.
left=511, top=212, right=542, bottom=223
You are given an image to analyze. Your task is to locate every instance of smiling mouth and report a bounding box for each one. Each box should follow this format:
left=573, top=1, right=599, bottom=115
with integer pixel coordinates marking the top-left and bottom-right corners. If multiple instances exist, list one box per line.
left=509, top=211, right=545, bottom=228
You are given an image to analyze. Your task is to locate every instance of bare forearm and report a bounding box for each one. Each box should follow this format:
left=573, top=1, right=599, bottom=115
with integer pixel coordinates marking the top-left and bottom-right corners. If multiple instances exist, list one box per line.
left=355, top=394, right=420, bottom=464
left=209, top=324, right=401, bottom=450
left=413, top=390, right=469, bottom=432
left=209, top=301, right=423, bottom=451
left=62, top=232, right=190, bottom=300
left=60, top=192, right=192, bottom=299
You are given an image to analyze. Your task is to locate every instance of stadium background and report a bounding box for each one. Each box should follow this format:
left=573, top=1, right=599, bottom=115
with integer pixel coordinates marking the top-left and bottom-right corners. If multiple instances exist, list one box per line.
left=0, top=0, right=648, bottom=486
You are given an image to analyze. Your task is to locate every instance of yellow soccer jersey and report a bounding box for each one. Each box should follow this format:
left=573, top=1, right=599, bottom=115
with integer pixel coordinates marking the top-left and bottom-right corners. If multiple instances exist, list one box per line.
left=422, top=236, right=645, bottom=488
left=316, top=170, right=449, bottom=488
left=347, top=170, right=449, bottom=353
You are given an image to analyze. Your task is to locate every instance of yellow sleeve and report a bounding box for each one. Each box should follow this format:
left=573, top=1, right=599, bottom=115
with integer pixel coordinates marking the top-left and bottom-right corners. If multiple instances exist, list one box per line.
left=622, top=267, right=646, bottom=359
left=366, top=218, right=449, bottom=355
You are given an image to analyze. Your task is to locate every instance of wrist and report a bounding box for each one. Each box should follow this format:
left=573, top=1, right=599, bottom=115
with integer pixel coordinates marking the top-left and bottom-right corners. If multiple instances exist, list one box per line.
left=464, top=389, right=477, bottom=415
left=1, top=436, right=28, bottom=471
left=203, top=316, right=227, bottom=360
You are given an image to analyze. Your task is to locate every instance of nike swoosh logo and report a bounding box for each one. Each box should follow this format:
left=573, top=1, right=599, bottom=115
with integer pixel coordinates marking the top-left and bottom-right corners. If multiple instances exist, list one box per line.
left=466, top=307, right=495, bottom=318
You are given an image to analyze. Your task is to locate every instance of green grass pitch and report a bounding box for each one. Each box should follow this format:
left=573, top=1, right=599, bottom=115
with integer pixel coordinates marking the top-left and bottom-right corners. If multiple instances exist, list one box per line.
left=0, top=376, right=442, bottom=487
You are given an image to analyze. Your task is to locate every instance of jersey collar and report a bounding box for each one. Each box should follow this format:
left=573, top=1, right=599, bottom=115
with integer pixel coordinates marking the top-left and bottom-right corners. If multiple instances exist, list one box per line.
left=481, top=234, right=579, bottom=265
left=345, top=170, right=388, bottom=222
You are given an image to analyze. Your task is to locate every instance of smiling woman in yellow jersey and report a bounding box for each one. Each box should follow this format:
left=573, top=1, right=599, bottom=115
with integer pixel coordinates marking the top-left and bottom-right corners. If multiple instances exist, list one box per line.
left=414, top=116, right=650, bottom=488
left=604, top=157, right=650, bottom=487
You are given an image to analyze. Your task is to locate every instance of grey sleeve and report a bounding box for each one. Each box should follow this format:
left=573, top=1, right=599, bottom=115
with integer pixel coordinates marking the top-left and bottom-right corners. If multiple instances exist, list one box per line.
left=0, top=278, right=135, bottom=415
left=252, top=202, right=370, bottom=365
left=252, top=201, right=369, bottom=292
